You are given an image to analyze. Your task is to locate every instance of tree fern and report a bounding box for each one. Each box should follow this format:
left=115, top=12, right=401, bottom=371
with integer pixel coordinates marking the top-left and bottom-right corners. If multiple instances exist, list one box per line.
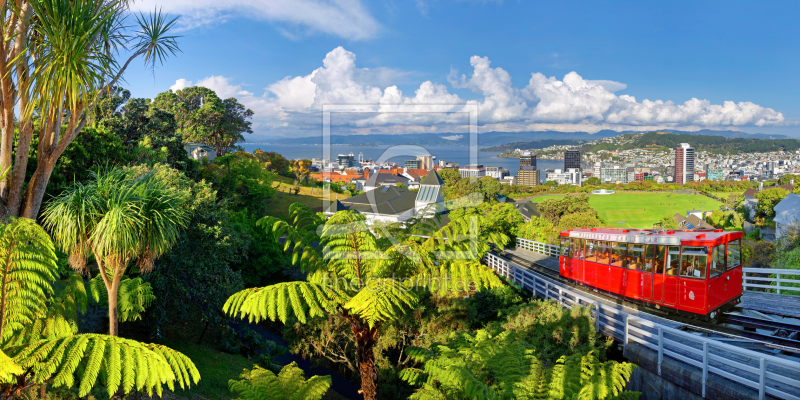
left=7, top=334, right=200, bottom=397
left=228, top=362, right=331, bottom=400
left=237, top=204, right=514, bottom=400
left=401, top=330, right=640, bottom=400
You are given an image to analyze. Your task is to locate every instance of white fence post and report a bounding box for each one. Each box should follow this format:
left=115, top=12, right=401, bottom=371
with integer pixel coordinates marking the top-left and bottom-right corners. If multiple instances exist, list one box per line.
left=623, top=315, right=628, bottom=350
left=759, top=358, right=766, bottom=400
left=702, top=342, right=708, bottom=397
left=594, top=302, right=600, bottom=331
left=657, top=327, right=663, bottom=376
left=778, top=272, right=782, bottom=295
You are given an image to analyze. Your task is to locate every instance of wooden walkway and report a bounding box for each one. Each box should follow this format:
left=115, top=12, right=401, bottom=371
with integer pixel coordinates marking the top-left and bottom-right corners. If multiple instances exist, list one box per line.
left=741, top=292, right=800, bottom=319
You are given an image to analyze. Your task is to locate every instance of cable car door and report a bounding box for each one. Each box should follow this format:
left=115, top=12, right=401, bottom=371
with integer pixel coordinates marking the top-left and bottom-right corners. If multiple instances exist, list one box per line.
left=651, top=245, right=667, bottom=304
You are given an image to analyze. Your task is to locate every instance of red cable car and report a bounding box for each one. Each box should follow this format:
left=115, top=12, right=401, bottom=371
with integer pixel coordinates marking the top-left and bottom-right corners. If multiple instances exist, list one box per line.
left=558, top=228, right=744, bottom=319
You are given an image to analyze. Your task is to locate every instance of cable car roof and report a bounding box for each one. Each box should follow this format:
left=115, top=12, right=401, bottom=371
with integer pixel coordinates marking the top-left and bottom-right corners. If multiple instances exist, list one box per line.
left=560, top=228, right=744, bottom=246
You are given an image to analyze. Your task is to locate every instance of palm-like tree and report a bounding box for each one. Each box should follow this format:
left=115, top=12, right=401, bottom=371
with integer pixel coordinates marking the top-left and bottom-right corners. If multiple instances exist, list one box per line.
left=0, top=217, right=199, bottom=399
left=0, top=0, right=181, bottom=219
left=223, top=204, right=508, bottom=400
left=42, top=168, right=189, bottom=336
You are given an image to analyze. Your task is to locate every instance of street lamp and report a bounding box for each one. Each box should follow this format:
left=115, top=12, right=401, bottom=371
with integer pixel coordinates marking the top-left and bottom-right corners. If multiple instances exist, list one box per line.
left=616, top=220, right=626, bottom=229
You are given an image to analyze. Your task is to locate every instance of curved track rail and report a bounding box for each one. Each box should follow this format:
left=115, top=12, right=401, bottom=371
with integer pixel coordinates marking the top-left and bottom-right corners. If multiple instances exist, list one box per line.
left=498, top=249, right=800, bottom=355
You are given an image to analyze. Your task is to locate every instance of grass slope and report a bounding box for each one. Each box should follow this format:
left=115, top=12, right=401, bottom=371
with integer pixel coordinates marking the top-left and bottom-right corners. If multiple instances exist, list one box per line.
left=590, top=193, right=721, bottom=228
left=528, top=192, right=722, bottom=228
left=268, top=176, right=351, bottom=220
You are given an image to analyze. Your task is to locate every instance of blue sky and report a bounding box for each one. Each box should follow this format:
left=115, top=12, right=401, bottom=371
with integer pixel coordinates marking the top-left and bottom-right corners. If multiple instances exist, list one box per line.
left=123, top=0, right=800, bottom=139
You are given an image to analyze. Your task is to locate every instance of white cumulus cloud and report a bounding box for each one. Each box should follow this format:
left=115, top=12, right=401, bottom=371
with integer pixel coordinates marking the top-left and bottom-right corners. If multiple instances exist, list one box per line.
left=130, top=0, right=380, bottom=40
left=168, top=47, right=789, bottom=137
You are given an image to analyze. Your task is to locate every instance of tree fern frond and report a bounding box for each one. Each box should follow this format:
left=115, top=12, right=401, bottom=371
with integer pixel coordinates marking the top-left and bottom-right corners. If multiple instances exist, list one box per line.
left=0, top=348, right=23, bottom=382
left=10, top=334, right=199, bottom=398
left=0, top=218, right=59, bottom=343
left=228, top=362, right=330, bottom=400
left=224, top=282, right=339, bottom=324
left=344, top=279, right=418, bottom=329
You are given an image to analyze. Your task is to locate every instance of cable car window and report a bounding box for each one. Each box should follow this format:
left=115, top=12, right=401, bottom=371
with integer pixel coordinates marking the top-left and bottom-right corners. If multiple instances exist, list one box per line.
left=726, top=239, right=741, bottom=270
left=642, top=244, right=655, bottom=273
left=585, top=240, right=598, bottom=262
left=666, top=246, right=681, bottom=276
left=654, top=246, right=666, bottom=274
left=598, top=241, right=612, bottom=265
left=611, top=243, right=627, bottom=268
left=560, top=237, right=570, bottom=256
left=572, top=238, right=584, bottom=260
left=680, top=246, right=708, bottom=279
left=627, top=244, right=645, bottom=270
left=710, top=245, right=725, bottom=278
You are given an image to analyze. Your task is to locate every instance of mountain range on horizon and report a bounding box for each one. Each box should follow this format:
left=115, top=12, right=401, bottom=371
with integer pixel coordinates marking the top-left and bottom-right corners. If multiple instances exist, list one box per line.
left=260, top=129, right=793, bottom=148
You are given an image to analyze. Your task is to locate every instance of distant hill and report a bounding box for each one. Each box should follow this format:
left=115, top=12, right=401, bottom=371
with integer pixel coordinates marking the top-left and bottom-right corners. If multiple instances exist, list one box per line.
left=605, top=132, right=800, bottom=154
left=264, top=129, right=792, bottom=147
left=480, top=139, right=586, bottom=153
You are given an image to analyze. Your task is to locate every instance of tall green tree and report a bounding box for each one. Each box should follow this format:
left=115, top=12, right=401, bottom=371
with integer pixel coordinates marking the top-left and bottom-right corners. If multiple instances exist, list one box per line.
left=152, top=86, right=253, bottom=156
left=0, top=218, right=199, bottom=399
left=223, top=204, right=507, bottom=400
left=755, top=187, right=788, bottom=219
left=42, top=169, right=190, bottom=336
left=0, top=1, right=180, bottom=219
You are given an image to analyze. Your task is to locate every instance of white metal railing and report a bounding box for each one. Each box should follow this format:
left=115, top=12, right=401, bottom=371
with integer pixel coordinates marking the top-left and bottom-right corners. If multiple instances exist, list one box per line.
left=516, top=238, right=560, bottom=257
left=485, top=252, right=800, bottom=400
left=743, top=268, right=800, bottom=296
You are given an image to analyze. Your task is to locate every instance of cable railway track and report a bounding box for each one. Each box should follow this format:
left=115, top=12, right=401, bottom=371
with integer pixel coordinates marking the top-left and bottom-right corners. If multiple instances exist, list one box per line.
left=496, top=249, right=800, bottom=355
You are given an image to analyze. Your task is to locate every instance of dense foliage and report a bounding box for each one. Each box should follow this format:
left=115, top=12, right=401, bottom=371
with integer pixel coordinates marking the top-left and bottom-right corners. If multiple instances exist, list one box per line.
left=151, top=86, right=254, bottom=155
left=0, top=218, right=200, bottom=399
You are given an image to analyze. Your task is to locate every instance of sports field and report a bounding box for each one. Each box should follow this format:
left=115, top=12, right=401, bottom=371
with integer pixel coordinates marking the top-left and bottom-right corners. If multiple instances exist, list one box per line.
left=528, top=192, right=722, bottom=228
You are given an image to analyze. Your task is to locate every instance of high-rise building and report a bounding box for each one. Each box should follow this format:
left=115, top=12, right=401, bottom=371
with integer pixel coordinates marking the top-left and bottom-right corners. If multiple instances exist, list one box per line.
left=404, top=159, right=422, bottom=169
left=674, top=143, right=695, bottom=185
left=516, top=166, right=540, bottom=187
left=520, top=151, right=536, bottom=169
left=564, top=150, right=581, bottom=170
left=337, top=153, right=356, bottom=168
left=416, top=155, right=433, bottom=170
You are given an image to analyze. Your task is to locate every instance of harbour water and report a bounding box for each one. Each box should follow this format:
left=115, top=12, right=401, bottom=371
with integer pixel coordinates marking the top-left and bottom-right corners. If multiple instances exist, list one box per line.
left=240, top=143, right=565, bottom=176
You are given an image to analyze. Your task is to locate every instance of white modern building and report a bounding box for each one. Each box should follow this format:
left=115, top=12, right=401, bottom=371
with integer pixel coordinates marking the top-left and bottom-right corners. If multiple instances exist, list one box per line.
left=485, top=166, right=507, bottom=180
left=546, top=168, right=582, bottom=186
left=458, top=164, right=486, bottom=178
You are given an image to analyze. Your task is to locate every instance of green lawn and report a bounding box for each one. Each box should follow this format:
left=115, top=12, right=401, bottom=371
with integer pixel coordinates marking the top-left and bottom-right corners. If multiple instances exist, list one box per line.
left=588, top=192, right=721, bottom=228
left=268, top=175, right=351, bottom=220
left=162, top=340, right=256, bottom=400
